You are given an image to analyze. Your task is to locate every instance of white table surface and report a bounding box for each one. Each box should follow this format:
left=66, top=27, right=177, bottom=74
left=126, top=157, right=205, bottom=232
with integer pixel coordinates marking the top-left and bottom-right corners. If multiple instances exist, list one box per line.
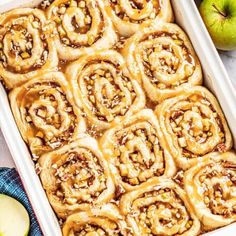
left=0, top=51, right=236, bottom=168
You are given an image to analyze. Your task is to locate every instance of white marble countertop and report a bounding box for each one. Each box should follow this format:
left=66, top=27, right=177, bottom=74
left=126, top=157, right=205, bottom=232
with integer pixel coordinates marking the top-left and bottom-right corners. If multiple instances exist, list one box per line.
left=0, top=130, right=15, bottom=167
left=220, top=51, right=236, bottom=88
left=0, top=51, right=235, bottom=168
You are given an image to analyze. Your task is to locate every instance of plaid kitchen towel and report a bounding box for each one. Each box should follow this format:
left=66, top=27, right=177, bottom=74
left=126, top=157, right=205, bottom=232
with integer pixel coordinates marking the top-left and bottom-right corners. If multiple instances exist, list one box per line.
left=0, top=167, right=42, bottom=236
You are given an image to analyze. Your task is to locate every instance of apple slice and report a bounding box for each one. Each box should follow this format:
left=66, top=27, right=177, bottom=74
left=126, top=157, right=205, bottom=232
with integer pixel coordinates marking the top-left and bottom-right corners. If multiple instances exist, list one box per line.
left=0, top=194, right=30, bottom=236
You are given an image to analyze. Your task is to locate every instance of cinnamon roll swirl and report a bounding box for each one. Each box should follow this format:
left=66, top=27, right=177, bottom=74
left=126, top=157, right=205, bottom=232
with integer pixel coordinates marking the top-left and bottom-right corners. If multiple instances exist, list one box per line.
left=123, top=22, right=202, bottom=102
left=100, top=109, right=176, bottom=192
left=47, top=0, right=117, bottom=61
left=67, top=50, right=146, bottom=131
left=62, top=204, right=128, bottom=235
left=184, top=151, right=236, bottom=230
left=0, top=8, right=58, bottom=89
left=9, top=72, right=86, bottom=157
left=39, top=137, right=115, bottom=219
left=156, top=86, right=232, bottom=169
left=120, top=178, right=200, bottom=236
left=104, top=0, right=173, bottom=36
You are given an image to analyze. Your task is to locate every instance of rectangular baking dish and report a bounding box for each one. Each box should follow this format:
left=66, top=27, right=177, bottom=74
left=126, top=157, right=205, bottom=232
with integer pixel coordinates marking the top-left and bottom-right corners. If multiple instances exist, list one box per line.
left=0, top=0, right=236, bottom=235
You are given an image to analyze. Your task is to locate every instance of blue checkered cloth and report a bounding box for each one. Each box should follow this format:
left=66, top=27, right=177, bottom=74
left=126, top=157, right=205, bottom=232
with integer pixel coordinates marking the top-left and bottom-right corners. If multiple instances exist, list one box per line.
left=0, top=167, right=42, bottom=236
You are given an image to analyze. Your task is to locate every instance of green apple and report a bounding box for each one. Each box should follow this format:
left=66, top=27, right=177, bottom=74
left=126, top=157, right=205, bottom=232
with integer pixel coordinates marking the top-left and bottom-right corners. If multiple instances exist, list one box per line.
left=199, top=0, right=236, bottom=50
left=0, top=194, right=30, bottom=236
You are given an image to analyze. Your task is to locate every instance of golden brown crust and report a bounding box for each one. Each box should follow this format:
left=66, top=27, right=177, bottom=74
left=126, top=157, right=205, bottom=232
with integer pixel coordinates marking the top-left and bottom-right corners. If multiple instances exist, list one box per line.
left=47, top=0, right=117, bottom=61
left=104, top=0, right=174, bottom=37
left=184, top=151, right=236, bottom=230
left=39, top=137, right=115, bottom=219
left=123, top=22, right=202, bottom=102
left=120, top=178, right=201, bottom=236
left=62, top=204, right=128, bottom=235
left=0, top=8, right=58, bottom=89
left=66, top=50, right=146, bottom=131
left=100, top=109, right=176, bottom=192
left=9, top=72, right=86, bottom=157
left=155, top=86, right=232, bottom=169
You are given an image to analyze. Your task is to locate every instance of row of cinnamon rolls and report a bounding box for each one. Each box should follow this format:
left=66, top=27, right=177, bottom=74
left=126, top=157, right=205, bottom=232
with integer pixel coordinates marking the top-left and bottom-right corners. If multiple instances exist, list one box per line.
left=10, top=71, right=234, bottom=234
left=39, top=138, right=236, bottom=235
left=10, top=70, right=231, bottom=167
left=1, top=0, right=236, bottom=235
left=0, top=0, right=199, bottom=93
left=60, top=150, right=236, bottom=236
left=6, top=12, right=207, bottom=158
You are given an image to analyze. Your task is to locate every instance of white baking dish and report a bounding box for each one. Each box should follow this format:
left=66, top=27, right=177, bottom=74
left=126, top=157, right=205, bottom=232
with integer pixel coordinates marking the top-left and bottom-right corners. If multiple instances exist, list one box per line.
left=0, top=0, right=235, bottom=235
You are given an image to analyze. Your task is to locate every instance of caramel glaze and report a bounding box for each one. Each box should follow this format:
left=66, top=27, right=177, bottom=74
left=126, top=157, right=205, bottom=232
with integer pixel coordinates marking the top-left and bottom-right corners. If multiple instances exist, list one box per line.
left=2, top=1, right=234, bottom=235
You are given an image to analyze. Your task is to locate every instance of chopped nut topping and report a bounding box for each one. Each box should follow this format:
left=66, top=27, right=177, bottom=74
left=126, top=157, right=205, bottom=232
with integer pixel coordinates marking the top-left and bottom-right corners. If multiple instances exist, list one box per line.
left=35, top=163, right=42, bottom=174
left=217, top=143, right=227, bottom=153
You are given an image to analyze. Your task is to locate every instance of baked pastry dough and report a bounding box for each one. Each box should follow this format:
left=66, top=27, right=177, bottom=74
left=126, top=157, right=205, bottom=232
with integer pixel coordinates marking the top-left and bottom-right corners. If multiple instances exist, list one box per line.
left=100, top=109, right=176, bottom=192
left=0, top=8, right=58, bottom=89
left=0, top=1, right=234, bottom=236
left=156, top=86, right=232, bottom=169
left=47, top=0, right=117, bottom=61
left=62, top=204, right=128, bottom=235
left=66, top=50, right=146, bottom=131
left=9, top=72, right=86, bottom=157
left=123, top=22, right=202, bottom=102
left=104, top=0, right=173, bottom=36
left=184, top=151, right=236, bottom=230
left=120, top=178, right=201, bottom=236
left=39, top=137, right=115, bottom=219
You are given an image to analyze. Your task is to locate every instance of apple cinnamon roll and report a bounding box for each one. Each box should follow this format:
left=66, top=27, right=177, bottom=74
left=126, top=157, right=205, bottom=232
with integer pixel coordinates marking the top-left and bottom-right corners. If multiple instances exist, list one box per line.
left=62, top=204, right=128, bottom=235
left=156, top=86, right=232, bottom=169
left=123, top=22, right=202, bottom=102
left=0, top=8, right=58, bottom=89
left=9, top=72, right=86, bottom=157
left=47, top=0, right=117, bottom=61
left=100, top=109, right=176, bottom=192
left=67, top=50, right=146, bottom=131
left=39, top=137, right=115, bottom=219
left=184, top=151, right=236, bottom=230
left=120, top=178, right=201, bottom=236
left=104, top=0, right=173, bottom=37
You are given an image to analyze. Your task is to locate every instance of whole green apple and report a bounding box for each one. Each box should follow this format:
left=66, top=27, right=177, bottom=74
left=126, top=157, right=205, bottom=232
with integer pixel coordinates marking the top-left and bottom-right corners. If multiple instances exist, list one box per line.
left=200, top=0, right=236, bottom=50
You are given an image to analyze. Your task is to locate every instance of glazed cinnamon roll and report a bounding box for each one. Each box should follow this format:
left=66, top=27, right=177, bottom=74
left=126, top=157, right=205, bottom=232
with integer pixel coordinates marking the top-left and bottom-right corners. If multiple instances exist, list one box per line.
left=120, top=178, right=200, bottom=236
left=104, top=0, right=173, bottom=37
left=47, top=0, right=117, bottom=61
left=39, top=137, right=115, bottom=219
left=0, top=8, right=58, bottom=89
left=156, top=86, right=232, bottom=169
left=123, top=22, right=202, bottom=102
left=67, top=50, right=146, bottom=131
left=100, top=109, right=176, bottom=192
left=184, top=151, right=236, bottom=230
left=62, top=204, right=128, bottom=235
left=9, top=72, right=86, bottom=157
